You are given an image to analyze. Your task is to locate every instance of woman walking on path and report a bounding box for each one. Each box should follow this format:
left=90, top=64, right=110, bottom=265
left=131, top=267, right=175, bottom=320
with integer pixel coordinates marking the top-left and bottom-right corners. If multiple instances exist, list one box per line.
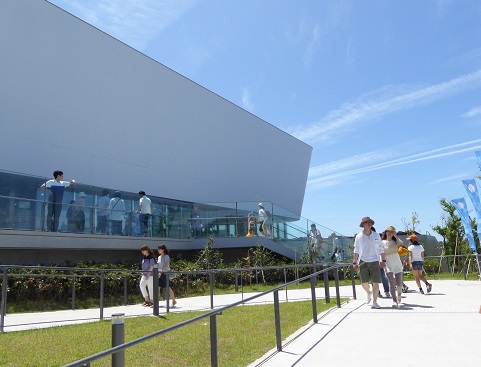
left=158, top=244, right=177, bottom=307
left=381, top=226, right=405, bottom=307
left=140, top=245, right=156, bottom=306
left=407, top=234, right=432, bottom=294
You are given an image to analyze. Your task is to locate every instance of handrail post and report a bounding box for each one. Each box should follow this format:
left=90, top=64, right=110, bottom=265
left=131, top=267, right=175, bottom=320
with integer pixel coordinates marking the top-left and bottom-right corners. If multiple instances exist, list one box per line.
left=351, top=265, right=357, bottom=299
left=111, top=313, right=125, bottom=367
left=71, top=276, right=76, bottom=310
left=334, top=267, right=341, bottom=308
left=41, top=199, right=46, bottom=231
left=323, top=267, right=330, bottom=303
left=209, top=271, right=214, bottom=310
left=241, top=270, right=244, bottom=300
left=284, top=268, right=288, bottom=301
left=234, top=270, right=238, bottom=292
left=310, top=275, right=318, bottom=323
left=123, top=275, right=128, bottom=305
left=210, top=314, right=218, bottom=367
left=89, top=206, right=95, bottom=234
left=1, top=268, right=8, bottom=332
left=166, top=274, right=170, bottom=313
left=273, top=290, right=282, bottom=351
left=152, top=267, right=159, bottom=316
left=99, top=271, right=105, bottom=320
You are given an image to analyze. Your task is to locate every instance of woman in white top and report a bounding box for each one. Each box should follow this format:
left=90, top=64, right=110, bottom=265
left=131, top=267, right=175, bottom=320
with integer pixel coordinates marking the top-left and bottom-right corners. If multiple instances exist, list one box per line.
left=258, top=203, right=273, bottom=237
left=381, top=226, right=404, bottom=307
left=157, top=244, right=177, bottom=307
left=407, top=234, right=432, bottom=294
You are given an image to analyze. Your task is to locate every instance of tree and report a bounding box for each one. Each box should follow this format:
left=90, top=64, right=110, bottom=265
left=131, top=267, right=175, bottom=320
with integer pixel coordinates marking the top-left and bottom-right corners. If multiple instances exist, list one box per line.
left=401, top=212, right=420, bottom=234
left=249, top=243, right=276, bottom=284
left=431, top=199, right=472, bottom=272
left=195, top=237, right=224, bottom=270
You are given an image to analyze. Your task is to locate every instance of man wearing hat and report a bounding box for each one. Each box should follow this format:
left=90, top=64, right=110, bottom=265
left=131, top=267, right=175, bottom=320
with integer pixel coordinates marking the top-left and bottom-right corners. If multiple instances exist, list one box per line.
left=352, top=216, right=386, bottom=309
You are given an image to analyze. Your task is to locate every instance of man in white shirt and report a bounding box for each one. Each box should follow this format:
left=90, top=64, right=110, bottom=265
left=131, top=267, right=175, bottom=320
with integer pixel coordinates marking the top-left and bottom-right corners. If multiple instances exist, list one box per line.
left=40, top=170, right=76, bottom=231
left=352, top=216, right=386, bottom=309
left=309, top=223, right=323, bottom=262
left=138, top=191, right=152, bottom=237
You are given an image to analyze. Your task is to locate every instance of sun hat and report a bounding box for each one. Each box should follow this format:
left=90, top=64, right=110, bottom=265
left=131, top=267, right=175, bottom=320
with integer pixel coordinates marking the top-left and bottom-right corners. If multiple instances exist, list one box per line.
left=406, top=234, right=418, bottom=242
left=385, top=225, right=396, bottom=232
left=359, top=216, right=375, bottom=227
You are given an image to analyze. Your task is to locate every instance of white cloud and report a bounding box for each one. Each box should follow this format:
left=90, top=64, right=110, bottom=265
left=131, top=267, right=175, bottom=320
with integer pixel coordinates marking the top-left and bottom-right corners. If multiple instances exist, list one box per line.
left=307, top=139, right=481, bottom=189
left=289, top=69, right=481, bottom=145
left=50, top=0, right=198, bottom=51
left=303, top=24, right=321, bottom=69
left=426, top=174, right=469, bottom=186
left=241, top=87, right=254, bottom=112
left=461, top=106, right=481, bottom=119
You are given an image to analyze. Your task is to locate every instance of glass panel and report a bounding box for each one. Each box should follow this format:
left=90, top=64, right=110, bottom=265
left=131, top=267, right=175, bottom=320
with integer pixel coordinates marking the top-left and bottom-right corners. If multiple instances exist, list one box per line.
left=0, top=169, right=354, bottom=262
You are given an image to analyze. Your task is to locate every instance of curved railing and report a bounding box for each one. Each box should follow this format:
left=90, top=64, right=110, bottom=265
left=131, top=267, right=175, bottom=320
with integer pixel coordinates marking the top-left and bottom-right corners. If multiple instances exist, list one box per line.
left=0, top=169, right=352, bottom=260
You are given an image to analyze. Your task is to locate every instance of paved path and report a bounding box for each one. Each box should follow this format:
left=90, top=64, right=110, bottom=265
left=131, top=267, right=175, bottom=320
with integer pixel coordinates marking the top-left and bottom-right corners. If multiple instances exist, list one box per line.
left=3, top=280, right=481, bottom=367
left=249, top=280, right=481, bottom=367
left=2, top=285, right=350, bottom=332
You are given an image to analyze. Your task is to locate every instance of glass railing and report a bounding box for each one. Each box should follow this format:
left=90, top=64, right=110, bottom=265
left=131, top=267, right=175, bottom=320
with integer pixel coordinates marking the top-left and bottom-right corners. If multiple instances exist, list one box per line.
left=0, top=169, right=353, bottom=261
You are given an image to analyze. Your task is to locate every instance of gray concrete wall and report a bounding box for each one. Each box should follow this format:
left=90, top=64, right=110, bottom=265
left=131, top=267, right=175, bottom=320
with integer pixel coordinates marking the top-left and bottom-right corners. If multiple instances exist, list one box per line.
left=0, top=0, right=312, bottom=216
left=0, top=230, right=294, bottom=265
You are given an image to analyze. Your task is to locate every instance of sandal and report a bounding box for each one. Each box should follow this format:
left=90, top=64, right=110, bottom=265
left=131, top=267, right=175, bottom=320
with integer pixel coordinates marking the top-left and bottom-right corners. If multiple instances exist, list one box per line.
left=171, top=300, right=177, bottom=307
left=142, top=301, right=149, bottom=307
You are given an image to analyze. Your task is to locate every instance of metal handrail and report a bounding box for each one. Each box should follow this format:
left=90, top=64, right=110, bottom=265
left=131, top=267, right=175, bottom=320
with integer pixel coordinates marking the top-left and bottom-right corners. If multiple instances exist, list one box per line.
left=0, top=262, right=353, bottom=332
left=62, top=263, right=353, bottom=367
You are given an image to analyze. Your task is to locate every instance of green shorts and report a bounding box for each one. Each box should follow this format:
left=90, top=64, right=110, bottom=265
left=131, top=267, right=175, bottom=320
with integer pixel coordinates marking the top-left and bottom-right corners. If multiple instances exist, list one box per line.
left=359, top=261, right=382, bottom=284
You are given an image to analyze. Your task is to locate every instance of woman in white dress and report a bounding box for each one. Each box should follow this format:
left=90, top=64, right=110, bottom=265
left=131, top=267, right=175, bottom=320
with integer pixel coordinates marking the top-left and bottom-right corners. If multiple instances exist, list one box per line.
left=381, top=226, right=404, bottom=307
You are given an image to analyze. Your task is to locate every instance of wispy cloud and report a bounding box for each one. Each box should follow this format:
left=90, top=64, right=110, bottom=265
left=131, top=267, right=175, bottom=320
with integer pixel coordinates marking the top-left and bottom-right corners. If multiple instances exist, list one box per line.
left=426, top=174, right=468, bottom=186
left=461, top=106, right=481, bottom=119
left=303, top=25, right=321, bottom=69
left=445, top=47, right=481, bottom=68
left=307, top=139, right=481, bottom=190
left=50, top=0, right=198, bottom=51
left=241, top=87, right=254, bottom=112
left=289, top=69, right=481, bottom=145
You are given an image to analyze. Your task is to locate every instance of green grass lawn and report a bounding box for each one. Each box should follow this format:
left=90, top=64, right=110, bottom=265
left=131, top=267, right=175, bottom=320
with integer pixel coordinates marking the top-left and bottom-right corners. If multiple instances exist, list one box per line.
left=0, top=299, right=344, bottom=367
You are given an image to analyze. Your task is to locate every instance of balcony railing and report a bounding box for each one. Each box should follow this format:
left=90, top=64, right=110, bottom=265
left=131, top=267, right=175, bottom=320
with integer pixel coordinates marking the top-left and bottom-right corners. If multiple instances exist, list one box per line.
left=0, top=169, right=352, bottom=260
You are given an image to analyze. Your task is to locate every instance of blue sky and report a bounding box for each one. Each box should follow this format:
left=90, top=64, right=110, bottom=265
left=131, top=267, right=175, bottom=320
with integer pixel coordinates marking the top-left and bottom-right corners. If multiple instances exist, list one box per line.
left=48, top=0, right=481, bottom=239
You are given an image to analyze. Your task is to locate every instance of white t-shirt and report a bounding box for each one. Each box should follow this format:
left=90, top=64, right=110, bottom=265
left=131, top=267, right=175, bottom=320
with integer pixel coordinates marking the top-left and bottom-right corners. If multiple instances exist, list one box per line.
left=158, top=254, right=171, bottom=272
left=310, top=229, right=322, bottom=246
left=96, top=195, right=110, bottom=216
left=139, top=196, right=152, bottom=214
left=109, top=198, right=125, bottom=221
left=408, top=244, right=425, bottom=262
left=353, top=230, right=384, bottom=263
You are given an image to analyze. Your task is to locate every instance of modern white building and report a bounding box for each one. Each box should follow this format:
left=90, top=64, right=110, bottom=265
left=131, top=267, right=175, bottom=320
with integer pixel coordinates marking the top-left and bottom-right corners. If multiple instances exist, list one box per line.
left=0, top=0, right=313, bottom=264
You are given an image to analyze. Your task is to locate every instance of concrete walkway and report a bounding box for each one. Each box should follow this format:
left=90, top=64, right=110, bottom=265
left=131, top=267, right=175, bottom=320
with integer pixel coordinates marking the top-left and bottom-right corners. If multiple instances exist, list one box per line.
left=1, top=284, right=350, bottom=332
left=249, top=280, right=481, bottom=367
left=2, top=280, right=481, bottom=367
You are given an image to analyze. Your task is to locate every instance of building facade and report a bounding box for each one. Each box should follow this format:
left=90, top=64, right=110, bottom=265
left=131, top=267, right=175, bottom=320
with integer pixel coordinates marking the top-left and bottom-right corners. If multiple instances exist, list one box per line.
left=0, top=0, right=312, bottom=265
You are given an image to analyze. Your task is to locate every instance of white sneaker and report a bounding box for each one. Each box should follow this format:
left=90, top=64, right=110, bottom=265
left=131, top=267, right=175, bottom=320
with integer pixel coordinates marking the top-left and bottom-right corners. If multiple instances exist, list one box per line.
left=397, top=294, right=402, bottom=304
left=371, top=301, right=381, bottom=309
left=367, top=292, right=372, bottom=304
left=392, top=301, right=398, bottom=308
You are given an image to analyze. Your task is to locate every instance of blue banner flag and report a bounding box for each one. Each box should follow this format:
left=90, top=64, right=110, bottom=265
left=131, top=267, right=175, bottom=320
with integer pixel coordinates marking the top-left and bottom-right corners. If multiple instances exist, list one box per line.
left=451, top=198, right=476, bottom=252
left=462, top=178, right=481, bottom=240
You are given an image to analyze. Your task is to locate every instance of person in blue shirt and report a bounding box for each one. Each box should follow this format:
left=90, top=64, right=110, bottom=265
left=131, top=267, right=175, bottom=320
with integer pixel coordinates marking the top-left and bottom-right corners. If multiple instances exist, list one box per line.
left=41, top=170, right=76, bottom=231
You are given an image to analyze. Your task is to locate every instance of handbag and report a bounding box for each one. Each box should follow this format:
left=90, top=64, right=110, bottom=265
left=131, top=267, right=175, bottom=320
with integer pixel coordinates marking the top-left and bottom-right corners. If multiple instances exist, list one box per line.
left=398, top=245, right=409, bottom=257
